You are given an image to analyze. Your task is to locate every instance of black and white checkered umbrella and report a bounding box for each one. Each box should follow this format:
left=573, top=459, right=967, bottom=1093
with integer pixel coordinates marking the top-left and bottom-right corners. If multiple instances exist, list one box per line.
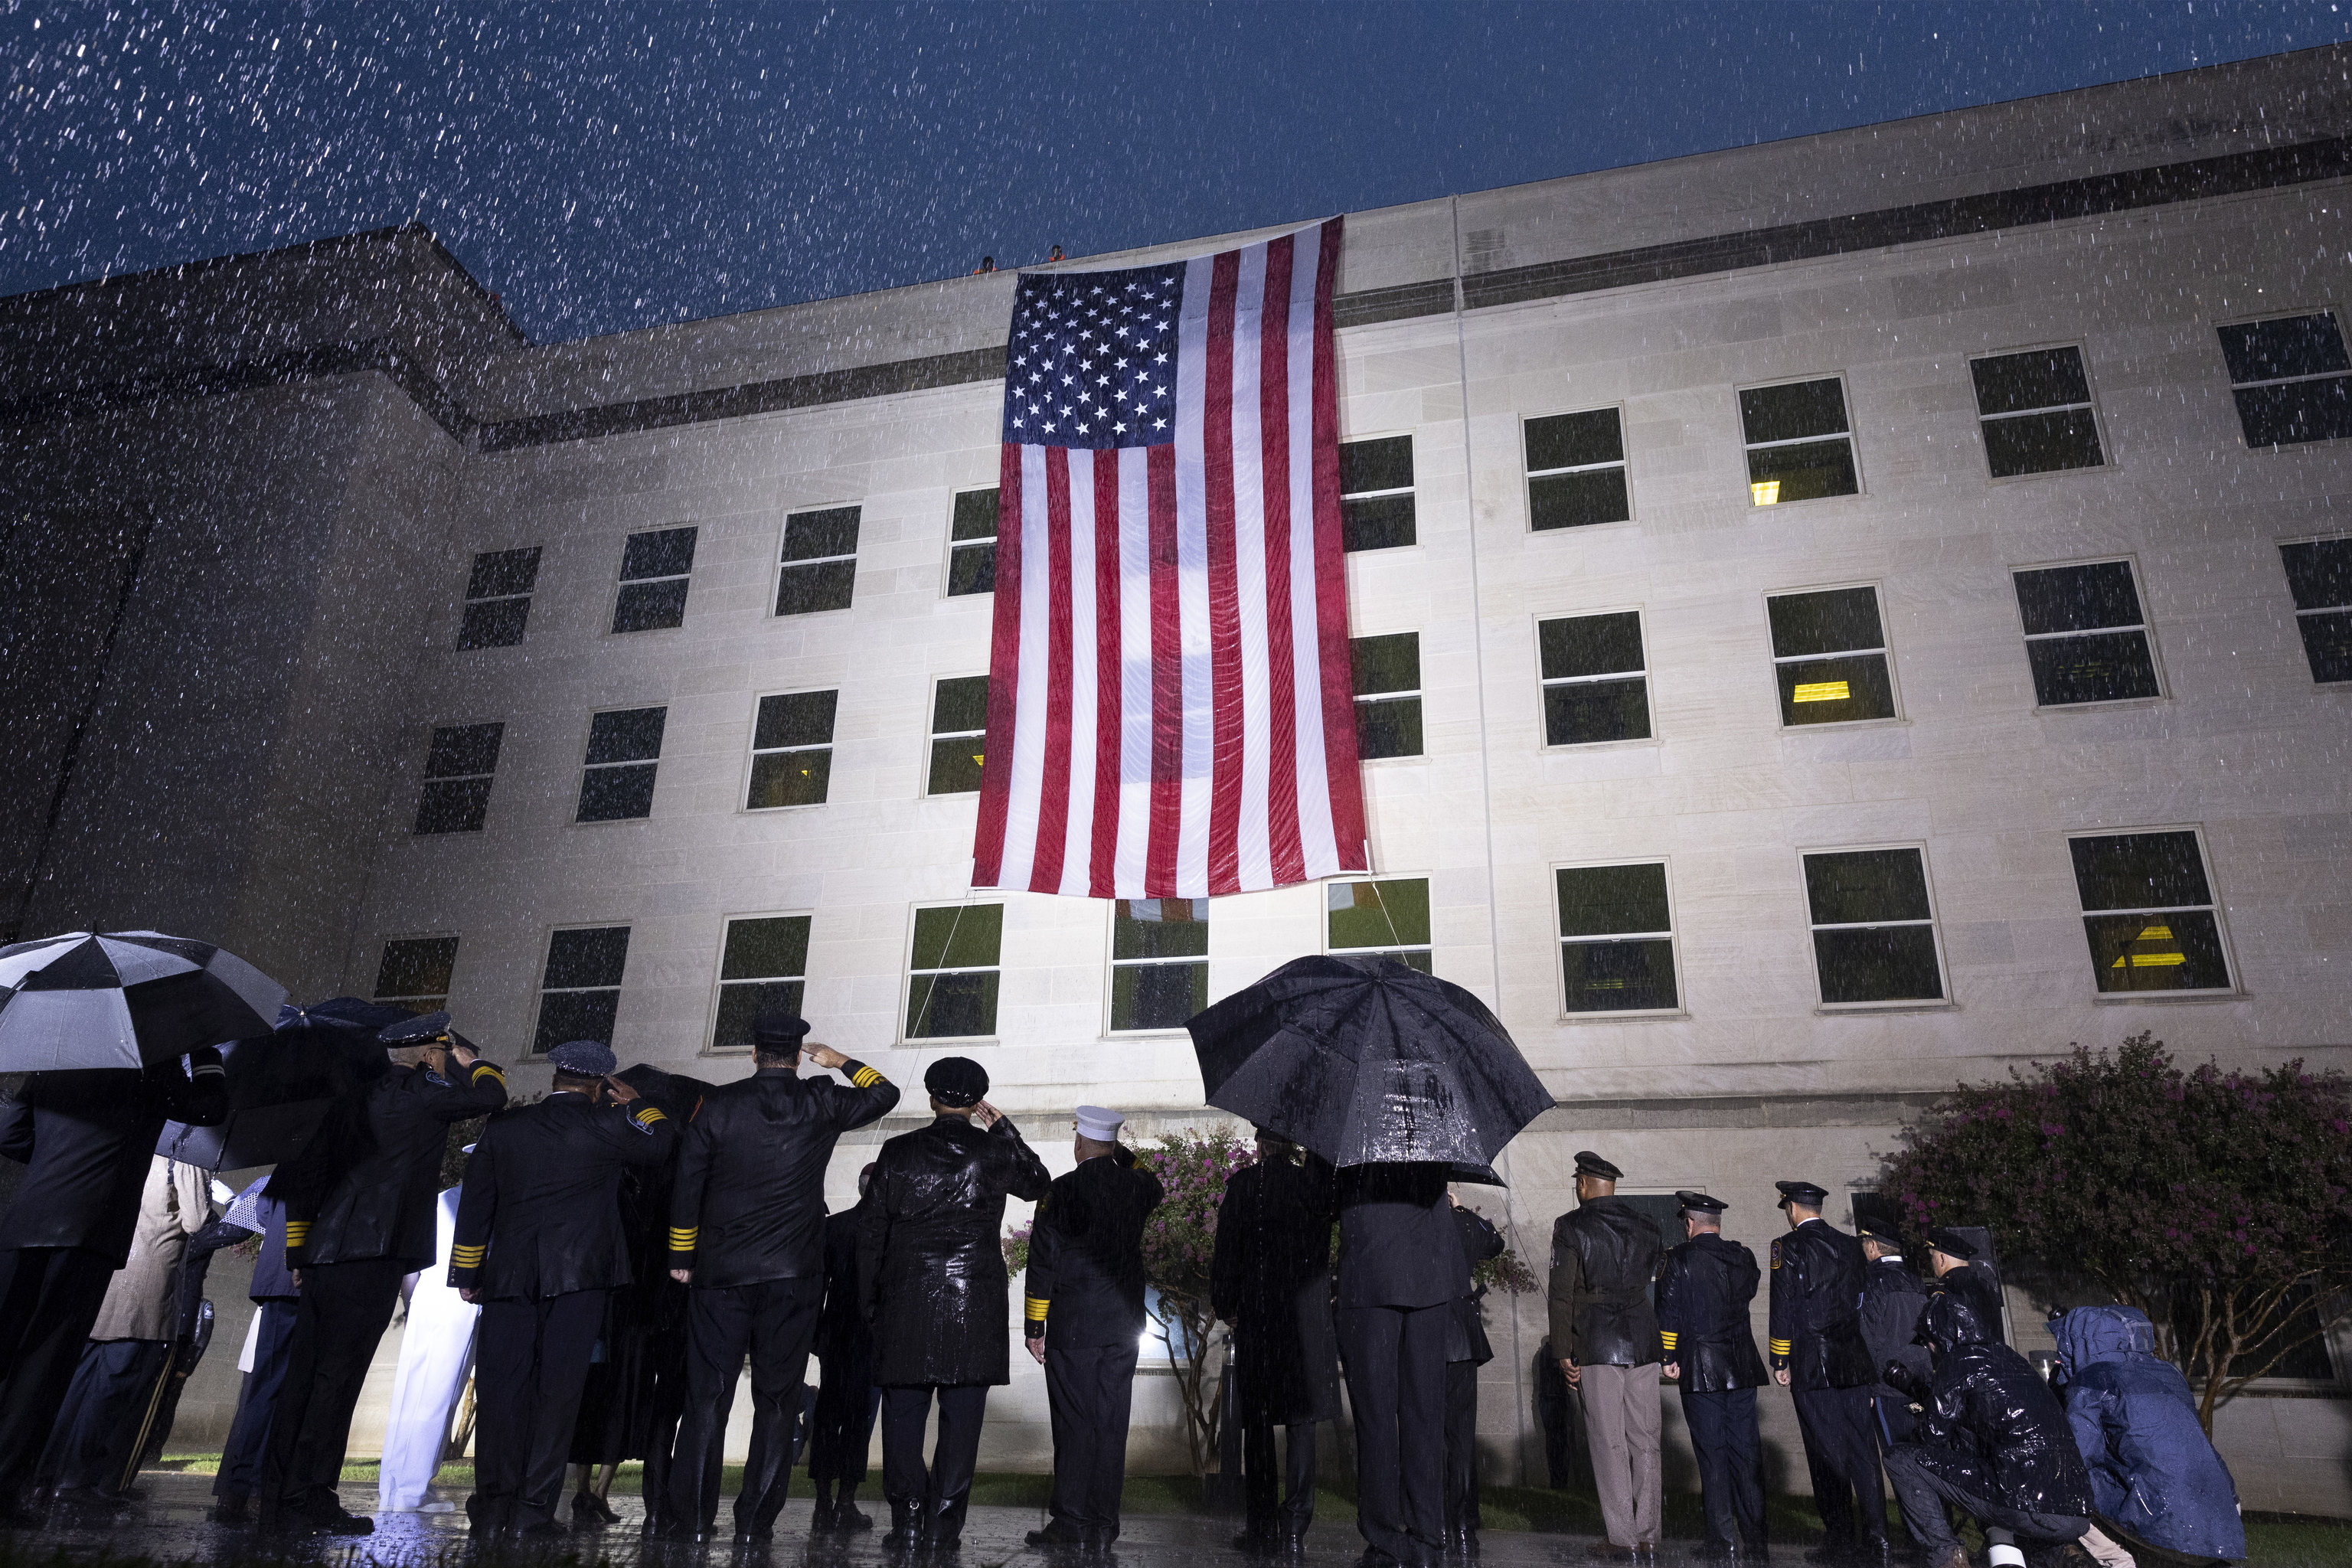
left=0, top=929, right=287, bottom=1072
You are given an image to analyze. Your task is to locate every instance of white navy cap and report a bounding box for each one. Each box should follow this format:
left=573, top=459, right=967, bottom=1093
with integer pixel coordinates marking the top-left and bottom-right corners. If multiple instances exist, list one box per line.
left=1075, top=1105, right=1125, bottom=1141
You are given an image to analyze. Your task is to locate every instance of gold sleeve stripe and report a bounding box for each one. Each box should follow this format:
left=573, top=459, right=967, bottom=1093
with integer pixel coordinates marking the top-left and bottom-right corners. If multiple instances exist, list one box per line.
left=1024, top=1296, right=1051, bottom=1321
left=451, top=1245, right=486, bottom=1264
left=1659, top=1331, right=1679, bottom=1351
left=472, top=1063, right=505, bottom=1082
left=668, top=1228, right=699, bottom=1250
left=634, top=1106, right=667, bottom=1125
left=285, top=1222, right=310, bottom=1243
left=1769, top=1338, right=1792, bottom=1354
left=850, top=1066, right=884, bottom=1089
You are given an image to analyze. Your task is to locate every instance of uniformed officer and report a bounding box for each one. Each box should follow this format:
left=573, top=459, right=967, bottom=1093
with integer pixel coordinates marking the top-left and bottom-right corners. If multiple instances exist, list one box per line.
left=1855, top=1223, right=1931, bottom=1448
left=1021, top=1106, right=1165, bottom=1553
left=808, top=1164, right=882, bottom=1532
left=662, top=1012, right=899, bottom=1542
left=1443, top=1194, right=1504, bottom=1559
left=449, top=1039, right=674, bottom=1537
left=1657, top=1191, right=1769, bottom=1562
left=1548, top=1150, right=1664, bottom=1560
left=1923, top=1227, right=2003, bottom=1333
left=1769, top=1180, right=1889, bottom=1565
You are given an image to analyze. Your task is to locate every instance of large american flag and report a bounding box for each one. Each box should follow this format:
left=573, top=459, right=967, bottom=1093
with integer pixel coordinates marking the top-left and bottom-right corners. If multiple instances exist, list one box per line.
left=972, top=217, right=1367, bottom=899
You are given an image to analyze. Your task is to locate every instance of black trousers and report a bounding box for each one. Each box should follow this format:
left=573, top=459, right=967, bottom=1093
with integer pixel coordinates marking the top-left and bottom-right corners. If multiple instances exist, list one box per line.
left=1337, top=1302, right=1448, bottom=1564
left=260, top=1255, right=408, bottom=1518
left=880, top=1383, right=988, bottom=1530
left=1241, top=1420, right=1317, bottom=1537
left=1045, top=1341, right=1139, bottom=1537
left=1873, top=1388, right=1918, bottom=1447
left=666, top=1276, right=824, bottom=1534
left=41, top=1339, right=171, bottom=1492
left=0, top=1246, right=119, bottom=1501
left=1792, top=1383, right=1886, bottom=1547
left=1883, top=1446, right=2091, bottom=1552
left=807, top=1351, right=880, bottom=1483
left=1681, top=1386, right=1766, bottom=1547
left=471, top=1289, right=607, bottom=1532
left=1442, top=1361, right=1479, bottom=1535
left=215, top=1301, right=298, bottom=1502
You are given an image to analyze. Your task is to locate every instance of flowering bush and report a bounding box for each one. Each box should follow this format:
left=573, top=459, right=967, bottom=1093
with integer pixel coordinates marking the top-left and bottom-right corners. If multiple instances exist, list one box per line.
left=1475, top=1240, right=1540, bottom=1295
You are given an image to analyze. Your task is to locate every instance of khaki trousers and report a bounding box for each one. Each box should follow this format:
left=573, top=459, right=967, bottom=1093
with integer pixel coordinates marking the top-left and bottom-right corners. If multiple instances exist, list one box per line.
left=1577, top=1362, right=1663, bottom=1547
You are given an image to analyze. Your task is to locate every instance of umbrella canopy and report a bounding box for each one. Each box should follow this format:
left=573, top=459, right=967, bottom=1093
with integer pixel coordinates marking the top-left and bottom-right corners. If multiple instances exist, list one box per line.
left=616, top=1062, right=722, bottom=1123
left=1187, top=954, right=1552, bottom=1172
left=156, top=996, right=416, bottom=1171
left=0, top=930, right=286, bottom=1072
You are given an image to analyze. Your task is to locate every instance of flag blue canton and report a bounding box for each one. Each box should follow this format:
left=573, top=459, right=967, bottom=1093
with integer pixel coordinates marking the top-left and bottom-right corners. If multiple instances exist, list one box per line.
left=1001, top=262, right=1186, bottom=449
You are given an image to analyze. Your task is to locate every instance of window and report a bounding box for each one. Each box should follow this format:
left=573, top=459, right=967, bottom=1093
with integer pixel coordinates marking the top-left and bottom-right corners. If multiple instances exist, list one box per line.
left=413, top=723, right=503, bottom=835
left=535, top=926, right=630, bottom=1053
left=711, top=915, right=812, bottom=1051
left=1971, top=347, right=2105, bottom=477
left=927, top=677, right=988, bottom=795
left=457, top=547, right=540, bottom=650
left=1340, top=436, right=1415, bottom=551
left=1326, top=878, right=1431, bottom=972
left=1557, top=862, right=1678, bottom=1014
left=612, top=525, right=697, bottom=633
left=2012, top=561, right=2161, bottom=707
left=949, top=489, right=999, bottom=596
left=2218, top=312, right=2352, bottom=448
left=374, top=936, right=458, bottom=1015
left=1109, top=898, right=1208, bottom=1033
left=2279, top=538, right=2352, bottom=683
left=776, top=506, right=860, bottom=616
left=1524, top=408, right=1630, bottom=531
left=1352, top=633, right=1422, bottom=759
left=1767, top=586, right=1898, bottom=725
left=748, top=691, right=837, bottom=808
left=577, top=706, right=666, bottom=822
left=1740, top=377, right=1858, bottom=505
left=1802, top=848, right=1945, bottom=1006
left=906, top=902, right=1002, bottom=1039
left=2067, top=831, right=2233, bottom=994
left=1539, top=612, right=1650, bottom=744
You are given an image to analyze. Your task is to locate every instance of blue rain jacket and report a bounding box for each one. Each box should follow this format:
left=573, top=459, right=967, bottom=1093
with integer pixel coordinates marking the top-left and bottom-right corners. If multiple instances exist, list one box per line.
left=2053, top=1305, right=2244, bottom=1561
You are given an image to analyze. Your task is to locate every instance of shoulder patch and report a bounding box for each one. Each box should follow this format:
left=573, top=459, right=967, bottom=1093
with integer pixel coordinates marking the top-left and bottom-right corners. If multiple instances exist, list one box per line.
left=1769, top=1236, right=1782, bottom=1268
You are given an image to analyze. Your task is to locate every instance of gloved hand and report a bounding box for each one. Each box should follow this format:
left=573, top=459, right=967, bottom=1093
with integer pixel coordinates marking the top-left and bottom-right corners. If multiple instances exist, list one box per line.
left=1881, top=1357, right=1929, bottom=1403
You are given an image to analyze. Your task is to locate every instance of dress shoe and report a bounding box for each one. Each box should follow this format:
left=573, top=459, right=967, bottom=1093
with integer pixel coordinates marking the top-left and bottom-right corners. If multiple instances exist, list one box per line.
left=882, top=1502, right=923, bottom=1554
left=1633, top=1544, right=1659, bottom=1564
left=1352, top=1550, right=1402, bottom=1568
left=1279, top=1532, right=1310, bottom=1558
left=1027, top=1521, right=1089, bottom=1550
left=572, top=1490, right=620, bottom=1526
left=734, top=1527, right=773, bottom=1544
left=312, top=1507, right=376, bottom=1536
left=811, top=1501, right=838, bottom=1531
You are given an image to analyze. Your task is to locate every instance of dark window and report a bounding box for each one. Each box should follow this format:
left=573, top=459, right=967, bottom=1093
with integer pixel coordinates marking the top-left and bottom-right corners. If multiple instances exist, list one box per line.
left=374, top=936, right=458, bottom=1014
left=1557, top=862, right=1677, bottom=1014
left=1340, top=436, right=1416, bottom=550
left=457, top=547, right=541, bottom=649
left=1352, top=633, right=1422, bottom=759
left=776, top=506, right=860, bottom=616
left=1740, top=378, right=1859, bottom=505
left=1539, top=612, right=1650, bottom=744
left=949, top=489, right=999, bottom=596
left=2013, top=561, right=2161, bottom=706
left=1971, top=347, right=2105, bottom=477
left=748, top=691, right=837, bottom=808
left=2218, top=312, right=2352, bottom=448
left=906, top=902, right=1003, bottom=1039
left=1803, top=848, right=1945, bottom=1005
left=1524, top=408, right=1630, bottom=531
left=535, top=926, right=630, bottom=1054
left=1109, top=898, right=1209, bottom=1032
left=612, top=525, right=697, bottom=633
left=577, top=706, right=665, bottom=822
left=2069, top=831, right=2233, bottom=994
left=1327, top=878, right=1432, bottom=972
left=2279, top=538, right=2352, bottom=683
left=711, top=914, right=812, bottom=1051
left=928, top=677, right=989, bottom=795
left=1767, top=586, right=1898, bottom=725
left=413, top=722, right=503, bottom=835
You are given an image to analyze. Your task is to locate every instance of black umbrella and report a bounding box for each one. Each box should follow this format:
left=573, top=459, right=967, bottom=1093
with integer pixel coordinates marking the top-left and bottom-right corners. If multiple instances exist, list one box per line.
left=616, top=1062, right=723, bottom=1123
left=156, top=996, right=417, bottom=1171
left=0, top=929, right=286, bottom=1072
left=1187, top=954, right=1552, bottom=1173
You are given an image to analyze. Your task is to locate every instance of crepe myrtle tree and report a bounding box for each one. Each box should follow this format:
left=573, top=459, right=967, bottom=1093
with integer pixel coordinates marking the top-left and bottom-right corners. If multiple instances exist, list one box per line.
left=1880, top=1033, right=2352, bottom=1433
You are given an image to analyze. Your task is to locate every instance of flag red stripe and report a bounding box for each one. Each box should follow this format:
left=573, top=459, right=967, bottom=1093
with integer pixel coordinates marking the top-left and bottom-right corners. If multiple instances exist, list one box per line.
left=1145, top=442, right=1184, bottom=895
left=1203, top=250, right=1244, bottom=897
left=1032, top=447, right=1076, bottom=894
left=1258, top=233, right=1305, bottom=886
left=972, top=443, right=1024, bottom=884
left=1308, top=220, right=1365, bottom=866
left=1089, top=452, right=1124, bottom=897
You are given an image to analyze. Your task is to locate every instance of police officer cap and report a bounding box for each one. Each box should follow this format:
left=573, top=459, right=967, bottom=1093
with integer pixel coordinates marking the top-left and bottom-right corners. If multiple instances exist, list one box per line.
left=1926, top=1226, right=1980, bottom=1260
left=547, top=1039, right=618, bottom=1077
left=1855, top=1222, right=1903, bottom=1245
left=1775, top=1179, right=1831, bottom=1209
left=379, top=1010, right=452, bottom=1044
left=1075, top=1106, right=1125, bottom=1142
left=752, top=1011, right=812, bottom=1051
left=1573, top=1150, right=1622, bottom=1181
left=1675, top=1190, right=1728, bottom=1214
left=926, top=1056, right=989, bottom=1107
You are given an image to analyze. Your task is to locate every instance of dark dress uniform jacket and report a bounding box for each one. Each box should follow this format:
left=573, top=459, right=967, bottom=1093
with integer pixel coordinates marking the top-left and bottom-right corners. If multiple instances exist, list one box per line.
left=1332, top=1161, right=1465, bottom=1311
left=815, top=1205, right=873, bottom=1369
left=1209, top=1157, right=1341, bottom=1424
left=1768, top=1219, right=1874, bottom=1389
left=449, top=1092, right=676, bottom=1300
left=1655, top=1232, right=1767, bottom=1391
left=858, top=1114, right=1050, bottom=1388
left=1023, top=1150, right=1165, bottom=1348
left=0, top=1063, right=227, bottom=1265
left=1446, top=1206, right=1504, bottom=1364
left=1859, top=1256, right=1932, bottom=1393
left=292, top=1060, right=508, bottom=1270
left=1547, top=1196, right=1664, bottom=1367
left=668, top=1061, right=898, bottom=1288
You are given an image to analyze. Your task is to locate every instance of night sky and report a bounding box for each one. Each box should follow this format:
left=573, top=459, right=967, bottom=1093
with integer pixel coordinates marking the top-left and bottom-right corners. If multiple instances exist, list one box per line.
left=4, top=2, right=2347, bottom=344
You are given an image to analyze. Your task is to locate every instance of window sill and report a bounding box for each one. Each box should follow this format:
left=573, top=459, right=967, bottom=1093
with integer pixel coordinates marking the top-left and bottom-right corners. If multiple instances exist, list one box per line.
left=1102, top=1029, right=1194, bottom=1041
left=2091, top=989, right=2247, bottom=1005
left=769, top=605, right=857, bottom=622
left=740, top=802, right=830, bottom=815
left=1776, top=716, right=1909, bottom=734
left=1528, top=516, right=1640, bottom=537
left=570, top=815, right=653, bottom=828
left=1984, top=461, right=2112, bottom=487
left=1541, top=736, right=1661, bottom=755
left=1748, top=492, right=1867, bottom=511
left=1813, top=1001, right=1958, bottom=1016
left=900, top=1037, right=1000, bottom=1048
left=2034, top=695, right=2171, bottom=714
left=1558, top=1009, right=1689, bottom=1024
left=602, top=625, right=688, bottom=639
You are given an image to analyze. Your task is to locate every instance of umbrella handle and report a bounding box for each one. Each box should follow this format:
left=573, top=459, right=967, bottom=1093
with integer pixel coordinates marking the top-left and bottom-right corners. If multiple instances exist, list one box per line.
left=119, top=1343, right=178, bottom=1495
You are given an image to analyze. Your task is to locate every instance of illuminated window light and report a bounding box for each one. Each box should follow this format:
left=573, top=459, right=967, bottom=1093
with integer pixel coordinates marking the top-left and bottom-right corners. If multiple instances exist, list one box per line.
left=2113, top=952, right=2188, bottom=969
left=2136, top=924, right=2173, bottom=941
left=1792, top=681, right=1851, bottom=703
left=1751, top=480, right=1782, bottom=506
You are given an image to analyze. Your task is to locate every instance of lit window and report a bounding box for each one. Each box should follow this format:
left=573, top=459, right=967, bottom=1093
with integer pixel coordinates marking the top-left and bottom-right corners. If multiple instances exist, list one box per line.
left=612, top=525, right=697, bottom=632
left=1767, top=586, right=1898, bottom=725
left=2068, top=831, right=2233, bottom=994
left=2012, top=561, right=2161, bottom=706
left=1802, top=848, right=1945, bottom=1006
left=413, top=723, right=504, bottom=835
left=1539, top=612, right=1650, bottom=745
left=1524, top=408, right=1630, bottom=531
left=2217, top=312, right=2352, bottom=448
left=711, top=915, right=812, bottom=1051
left=906, top=903, right=1003, bottom=1039
left=776, top=506, right=860, bottom=616
left=1326, top=878, right=1431, bottom=973
left=457, top=547, right=540, bottom=649
left=1109, top=899, right=1208, bottom=1033
left=577, top=706, right=666, bottom=822
left=2278, top=537, right=2352, bottom=684
left=1740, top=378, right=1858, bottom=505
left=1340, top=436, right=1416, bottom=551
left=927, top=677, right=989, bottom=795
left=535, top=926, right=630, bottom=1054
left=948, top=489, right=999, bottom=596
left=748, top=691, right=837, bottom=808
left=374, top=936, right=458, bottom=1016
left=1352, top=633, right=1422, bottom=759
left=1971, top=347, right=2105, bottom=477
left=1557, top=862, right=1678, bottom=1014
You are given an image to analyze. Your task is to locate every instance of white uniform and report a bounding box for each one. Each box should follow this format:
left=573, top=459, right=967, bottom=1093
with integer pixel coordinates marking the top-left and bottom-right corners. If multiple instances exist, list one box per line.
left=377, top=1188, right=479, bottom=1512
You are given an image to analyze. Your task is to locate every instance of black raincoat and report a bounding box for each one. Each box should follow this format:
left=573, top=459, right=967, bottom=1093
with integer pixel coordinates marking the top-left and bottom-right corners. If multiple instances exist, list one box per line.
left=1900, top=1287, right=2094, bottom=1520
left=1655, top=1231, right=1767, bottom=1391
left=1547, top=1195, right=1663, bottom=1367
left=1210, top=1155, right=1342, bottom=1423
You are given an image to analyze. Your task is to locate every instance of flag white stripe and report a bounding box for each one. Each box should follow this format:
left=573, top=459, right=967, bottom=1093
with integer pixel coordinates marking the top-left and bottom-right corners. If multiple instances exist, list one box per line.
left=1289, top=225, right=1339, bottom=876
left=1060, top=448, right=1100, bottom=896
left=999, top=443, right=1052, bottom=884
left=1174, top=254, right=1216, bottom=900
left=1230, top=243, right=1275, bottom=890
left=1114, top=446, right=1154, bottom=894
